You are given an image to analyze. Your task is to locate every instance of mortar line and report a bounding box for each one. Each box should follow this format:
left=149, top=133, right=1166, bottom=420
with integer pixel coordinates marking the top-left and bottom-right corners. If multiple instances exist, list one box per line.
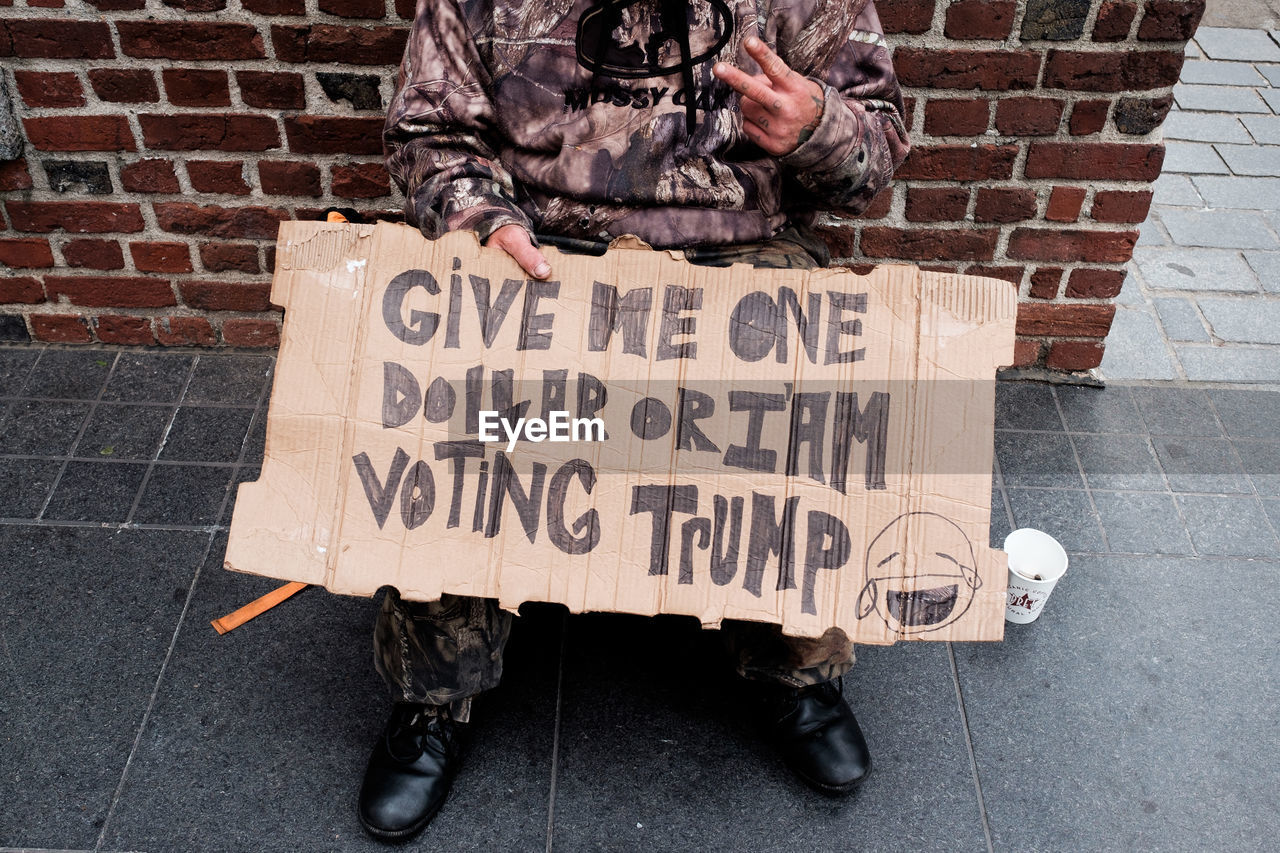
left=123, top=355, right=201, bottom=525
left=1052, top=385, right=1113, bottom=553
left=544, top=610, right=568, bottom=853
left=35, top=351, right=123, bottom=522
left=947, top=643, right=994, bottom=853
left=209, top=356, right=277, bottom=527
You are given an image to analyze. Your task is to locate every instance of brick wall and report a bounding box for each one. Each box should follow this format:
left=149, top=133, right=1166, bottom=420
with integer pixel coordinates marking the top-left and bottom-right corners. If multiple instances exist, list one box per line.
left=0, top=0, right=1204, bottom=367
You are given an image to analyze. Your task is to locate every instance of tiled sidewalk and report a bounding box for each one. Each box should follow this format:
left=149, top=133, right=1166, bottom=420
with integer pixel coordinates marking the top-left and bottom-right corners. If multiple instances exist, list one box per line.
left=1103, top=26, right=1280, bottom=381
left=1, top=346, right=1277, bottom=852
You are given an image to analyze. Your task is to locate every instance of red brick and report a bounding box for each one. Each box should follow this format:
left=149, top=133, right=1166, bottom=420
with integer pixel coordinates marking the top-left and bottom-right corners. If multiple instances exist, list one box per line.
left=1025, top=143, right=1164, bottom=181
left=237, top=71, right=305, bottom=109
left=242, top=0, right=304, bottom=11
left=222, top=318, right=280, bottom=348
left=156, top=316, right=217, bottom=346
left=973, top=187, right=1037, bottom=223
left=1016, top=303, right=1116, bottom=337
left=817, top=224, right=858, bottom=258
left=162, top=69, right=230, bottom=107
left=893, top=48, right=1041, bottom=91
left=6, top=19, right=114, bottom=58
left=88, top=68, right=159, bottom=103
left=271, top=24, right=409, bottom=65
left=905, top=187, right=969, bottom=222
left=0, top=276, right=45, bottom=303
left=164, top=0, right=227, bottom=9
left=8, top=202, right=144, bottom=234
left=331, top=163, right=391, bottom=198
left=13, top=70, right=83, bottom=107
left=187, top=161, right=251, bottom=195
left=0, top=238, right=55, bottom=269
left=994, top=98, right=1064, bottom=136
left=944, top=0, right=1016, bottom=39
left=394, top=0, right=414, bottom=18
left=94, top=315, right=156, bottom=346
left=264, top=246, right=277, bottom=273
left=258, top=160, right=322, bottom=196
left=1011, top=339, right=1043, bottom=367
left=154, top=203, right=290, bottom=240
left=180, top=279, right=272, bottom=312
left=965, top=265, right=1023, bottom=285
left=200, top=243, right=260, bottom=273
left=45, top=275, right=176, bottom=308
left=31, top=315, right=91, bottom=344
left=23, top=117, right=135, bottom=152
left=1066, top=268, right=1127, bottom=298
left=1043, top=50, right=1184, bottom=91
left=861, top=227, right=999, bottom=261
left=139, top=115, right=280, bottom=152
left=1091, top=190, right=1154, bottom=223
left=878, top=0, right=936, bottom=33
left=29, top=0, right=67, bottom=7
left=117, top=22, right=264, bottom=60
left=120, top=159, right=180, bottom=194
left=1046, top=340, right=1106, bottom=370
left=1137, top=0, right=1205, bottom=41
left=130, top=241, right=193, bottom=273
left=896, top=145, right=1019, bottom=181
left=1093, top=1, right=1138, bottom=41
left=63, top=239, right=124, bottom=270
left=1028, top=268, right=1063, bottom=298
left=318, top=0, right=384, bottom=17
left=283, top=116, right=384, bottom=155
left=862, top=187, right=893, bottom=220
left=1007, top=229, right=1139, bottom=263
left=0, top=160, right=33, bottom=191
left=923, top=99, right=990, bottom=136
left=85, top=0, right=146, bottom=8
left=1069, top=100, right=1110, bottom=135
left=1045, top=186, right=1087, bottom=222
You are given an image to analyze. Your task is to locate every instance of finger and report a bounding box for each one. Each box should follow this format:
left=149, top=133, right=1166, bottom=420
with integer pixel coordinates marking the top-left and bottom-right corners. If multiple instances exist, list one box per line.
left=491, top=225, right=551, bottom=279
left=743, top=36, right=798, bottom=90
left=741, top=118, right=787, bottom=156
left=713, top=63, right=783, bottom=111
left=740, top=99, right=776, bottom=133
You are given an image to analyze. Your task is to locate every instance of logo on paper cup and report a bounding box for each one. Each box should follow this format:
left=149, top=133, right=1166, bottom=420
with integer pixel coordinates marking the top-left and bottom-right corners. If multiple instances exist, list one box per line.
left=1006, top=589, right=1044, bottom=612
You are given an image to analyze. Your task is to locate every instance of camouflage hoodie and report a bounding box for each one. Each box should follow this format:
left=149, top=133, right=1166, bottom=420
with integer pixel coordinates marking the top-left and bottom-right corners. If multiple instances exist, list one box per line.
left=384, top=0, right=910, bottom=250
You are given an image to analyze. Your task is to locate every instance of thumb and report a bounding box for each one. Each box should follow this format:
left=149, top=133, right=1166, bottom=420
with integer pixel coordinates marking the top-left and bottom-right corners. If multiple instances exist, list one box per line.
left=489, top=224, right=551, bottom=279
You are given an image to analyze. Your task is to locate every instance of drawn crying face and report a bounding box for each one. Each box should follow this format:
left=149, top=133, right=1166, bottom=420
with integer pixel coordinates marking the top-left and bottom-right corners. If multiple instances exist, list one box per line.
left=856, top=512, right=981, bottom=636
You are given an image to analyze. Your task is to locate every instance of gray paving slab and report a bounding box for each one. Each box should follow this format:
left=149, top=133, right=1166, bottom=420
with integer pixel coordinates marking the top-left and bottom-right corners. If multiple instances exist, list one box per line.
left=1242, top=113, right=1280, bottom=144
left=0, top=349, right=40, bottom=396
left=551, top=613, right=988, bottom=853
left=1177, top=60, right=1268, bottom=86
left=1263, top=497, right=1280, bottom=531
left=1135, top=217, right=1169, bottom=246
left=1244, top=250, right=1280, bottom=292
left=158, top=407, right=255, bottom=463
left=1090, top=491, right=1194, bottom=554
left=989, top=487, right=1011, bottom=548
left=1161, top=111, right=1253, bottom=143
left=0, top=400, right=92, bottom=456
left=222, top=465, right=260, bottom=525
left=1260, top=64, right=1280, bottom=86
left=1175, top=343, right=1280, bottom=381
left=1197, top=295, right=1280, bottom=342
left=1176, top=494, right=1280, bottom=556
left=42, top=460, right=148, bottom=522
left=1190, top=174, right=1280, bottom=209
left=1005, top=488, right=1106, bottom=553
left=995, top=431, right=1084, bottom=488
left=1261, top=87, right=1280, bottom=113
left=103, top=541, right=562, bottom=853
left=18, top=350, right=113, bottom=400
left=1071, top=433, right=1166, bottom=491
left=1194, top=26, right=1280, bottom=62
left=1130, top=387, right=1222, bottom=436
left=132, top=463, right=234, bottom=525
left=1206, top=387, right=1280, bottom=438
left=994, top=382, right=1063, bottom=431
left=955, top=554, right=1280, bottom=852
left=1149, top=174, right=1204, bottom=207
left=1214, top=142, right=1280, bottom=176
left=1161, top=141, right=1231, bottom=174
left=101, top=354, right=193, bottom=404
left=1097, top=307, right=1181, bottom=381
left=1159, top=208, right=1279, bottom=249
left=0, top=526, right=210, bottom=849
left=1152, top=297, right=1210, bottom=341
left=0, top=456, right=62, bottom=518
left=73, top=404, right=172, bottom=460
left=1055, top=385, right=1144, bottom=433
left=1133, top=247, right=1261, bottom=292
left=1153, top=436, right=1252, bottom=493
left=183, top=355, right=273, bottom=406
left=1234, top=438, right=1280, bottom=496
left=1114, top=270, right=1144, bottom=306
left=1174, top=83, right=1271, bottom=113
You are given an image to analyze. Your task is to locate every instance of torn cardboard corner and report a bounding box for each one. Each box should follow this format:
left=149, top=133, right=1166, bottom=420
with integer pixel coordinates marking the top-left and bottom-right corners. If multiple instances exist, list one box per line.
left=226, top=221, right=1017, bottom=644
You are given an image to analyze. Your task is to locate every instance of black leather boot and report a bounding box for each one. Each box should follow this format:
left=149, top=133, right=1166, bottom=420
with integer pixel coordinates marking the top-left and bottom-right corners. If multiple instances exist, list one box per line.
left=359, top=702, right=462, bottom=841
left=762, top=680, right=872, bottom=795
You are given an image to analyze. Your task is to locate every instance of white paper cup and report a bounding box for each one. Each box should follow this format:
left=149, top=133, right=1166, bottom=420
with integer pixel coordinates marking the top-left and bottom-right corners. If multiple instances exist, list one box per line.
left=1003, top=528, right=1068, bottom=624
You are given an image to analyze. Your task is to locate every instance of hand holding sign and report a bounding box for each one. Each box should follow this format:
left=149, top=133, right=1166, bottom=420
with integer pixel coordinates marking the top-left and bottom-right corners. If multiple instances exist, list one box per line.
left=488, top=223, right=552, bottom=281
left=714, top=37, right=825, bottom=157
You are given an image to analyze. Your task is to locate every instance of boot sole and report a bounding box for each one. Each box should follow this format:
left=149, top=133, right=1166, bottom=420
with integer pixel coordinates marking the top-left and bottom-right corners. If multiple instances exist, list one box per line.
left=357, top=782, right=450, bottom=843
left=791, top=756, right=872, bottom=797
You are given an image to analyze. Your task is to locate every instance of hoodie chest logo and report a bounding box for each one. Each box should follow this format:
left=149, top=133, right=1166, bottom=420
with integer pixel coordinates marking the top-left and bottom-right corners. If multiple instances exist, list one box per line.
left=576, top=0, right=734, bottom=79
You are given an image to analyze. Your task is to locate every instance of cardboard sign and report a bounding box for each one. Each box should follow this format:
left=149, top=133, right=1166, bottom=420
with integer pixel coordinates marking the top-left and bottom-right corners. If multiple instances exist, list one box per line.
left=226, top=222, right=1016, bottom=643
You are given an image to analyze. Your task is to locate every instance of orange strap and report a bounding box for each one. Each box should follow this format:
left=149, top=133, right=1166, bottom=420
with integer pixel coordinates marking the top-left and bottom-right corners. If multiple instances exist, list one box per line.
left=211, top=582, right=308, bottom=635
left=325, top=210, right=349, bottom=223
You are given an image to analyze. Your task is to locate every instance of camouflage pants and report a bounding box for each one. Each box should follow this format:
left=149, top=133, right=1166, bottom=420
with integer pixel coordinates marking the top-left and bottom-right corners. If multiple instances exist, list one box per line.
left=372, top=226, right=853, bottom=719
